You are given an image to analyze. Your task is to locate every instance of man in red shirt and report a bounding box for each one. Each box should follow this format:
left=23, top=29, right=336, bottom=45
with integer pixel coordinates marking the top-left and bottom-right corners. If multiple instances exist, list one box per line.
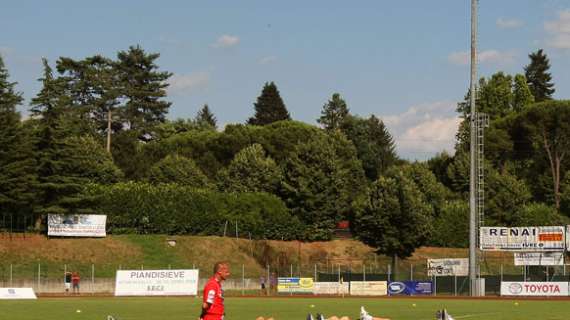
left=201, top=262, right=230, bottom=320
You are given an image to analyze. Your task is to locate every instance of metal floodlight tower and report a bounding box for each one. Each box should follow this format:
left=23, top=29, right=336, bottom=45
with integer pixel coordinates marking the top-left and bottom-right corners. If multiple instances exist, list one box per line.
left=469, top=0, right=479, bottom=296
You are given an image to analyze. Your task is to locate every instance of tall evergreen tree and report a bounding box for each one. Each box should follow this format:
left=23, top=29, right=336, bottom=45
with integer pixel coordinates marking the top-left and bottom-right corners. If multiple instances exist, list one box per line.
left=247, top=82, right=291, bottom=125
left=115, top=45, right=172, bottom=139
left=0, top=55, right=36, bottom=219
left=30, top=59, right=87, bottom=218
left=317, top=93, right=349, bottom=131
left=524, top=49, right=555, bottom=102
left=195, top=104, right=217, bottom=129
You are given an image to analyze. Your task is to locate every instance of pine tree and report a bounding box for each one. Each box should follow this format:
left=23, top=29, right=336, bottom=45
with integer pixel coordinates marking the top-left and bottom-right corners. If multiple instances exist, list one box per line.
left=195, top=104, right=217, bottom=129
left=0, top=55, right=36, bottom=218
left=30, top=59, right=87, bottom=217
left=317, top=93, right=349, bottom=131
left=115, top=45, right=172, bottom=139
left=524, top=49, right=555, bottom=102
left=247, top=82, right=291, bottom=125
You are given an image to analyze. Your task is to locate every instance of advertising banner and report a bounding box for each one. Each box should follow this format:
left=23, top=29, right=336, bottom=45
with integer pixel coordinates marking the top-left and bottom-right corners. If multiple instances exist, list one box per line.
left=480, top=226, right=565, bottom=251
left=313, top=282, right=349, bottom=295
left=349, top=281, right=388, bottom=296
left=514, top=252, right=564, bottom=266
left=501, top=282, right=568, bottom=296
left=115, top=269, right=199, bottom=296
left=277, top=278, right=314, bottom=293
left=388, top=281, right=433, bottom=295
left=0, top=288, right=37, bottom=299
left=427, top=258, right=468, bottom=276
left=48, top=214, right=106, bottom=237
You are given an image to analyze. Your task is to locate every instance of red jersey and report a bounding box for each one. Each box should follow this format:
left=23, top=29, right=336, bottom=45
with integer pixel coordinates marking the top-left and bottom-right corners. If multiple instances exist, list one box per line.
left=202, top=277, right=224, bottom=317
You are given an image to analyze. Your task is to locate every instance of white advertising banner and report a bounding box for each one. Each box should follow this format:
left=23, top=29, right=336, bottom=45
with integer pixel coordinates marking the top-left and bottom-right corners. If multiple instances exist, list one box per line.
left=479, top=226, right=565, bottom=251
left=427, top=258, right=468, bottom=276
left=349, top=281, right=388, bottom=296
left=115, top=270, right=199, bottom=296
left=313, top=282, right=349, bottom=295
left=514, top=252, right=564, bottom=266
left=48, top=214, right=106, bottom=237
left=0, top=288, right=37, bottom=299
left=501, top=282, right=568, bottom=296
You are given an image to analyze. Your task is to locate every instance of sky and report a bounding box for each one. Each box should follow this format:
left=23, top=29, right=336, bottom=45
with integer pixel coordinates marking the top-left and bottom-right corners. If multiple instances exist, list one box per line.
left=1, top=0, right=569, bottom=160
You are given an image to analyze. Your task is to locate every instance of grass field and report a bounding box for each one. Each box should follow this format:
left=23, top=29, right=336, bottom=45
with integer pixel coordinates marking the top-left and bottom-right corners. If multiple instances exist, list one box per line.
left=1, top=297, right=570, bottom=320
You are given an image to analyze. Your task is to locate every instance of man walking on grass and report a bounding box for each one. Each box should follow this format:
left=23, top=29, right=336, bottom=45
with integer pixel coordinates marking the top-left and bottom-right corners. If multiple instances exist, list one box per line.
left=200, top=262, right=230, bottom=320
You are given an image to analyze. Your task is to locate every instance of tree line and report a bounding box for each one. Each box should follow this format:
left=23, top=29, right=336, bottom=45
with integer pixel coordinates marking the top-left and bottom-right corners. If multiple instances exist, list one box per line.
left=0, top=46, right=569, bottom=266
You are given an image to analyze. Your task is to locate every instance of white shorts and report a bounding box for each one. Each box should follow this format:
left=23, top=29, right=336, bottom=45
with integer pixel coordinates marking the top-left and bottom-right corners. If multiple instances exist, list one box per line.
left=65, top=283, right=71, bottom=289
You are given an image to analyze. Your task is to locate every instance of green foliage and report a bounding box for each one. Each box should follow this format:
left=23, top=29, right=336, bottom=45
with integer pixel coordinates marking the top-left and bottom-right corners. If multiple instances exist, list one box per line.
left=0, top=55, right=36, bottom=215
left=513, top=74, right=535, bottom=112
left=341, top=115, right=397, bottom=181
left=398, top=163, right=451, bottom=217
left=317, top=93, right=349, bottom=131
left=65, top=135, right=123, bottom=184
left=116, top=45, right=172, bottom=138
left=352, top=170, right=433, bottom=259
left=430, top=200, right=469, bottom=248
left=280, top=132, right=367, bottom=240
left=524, top=49, right=555, bottom=102
left=217, top=144, right=281, bottom=193
left=485, top=167, right=532, bottom=226
left=247, top=82, right=291, bottom=125
left=427, top=152, right=454, bottom=189
left=148, top=154, right=210, bottom=188
left=561, top=173, right=570, bottom=217
left=85, top=182, right=301, bottom=239
left=195, top=104, right=217, bottom=129
left=517, top=100, right=570, bottom=209
left=512, top=203, right=568, bottom=226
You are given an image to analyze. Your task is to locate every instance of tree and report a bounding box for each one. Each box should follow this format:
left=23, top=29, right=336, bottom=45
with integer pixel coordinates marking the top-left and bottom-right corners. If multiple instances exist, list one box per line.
left=247, top=82, right=291, bottom=125
left=485, top=168, right=532, bottom=226
left=317, top=93, right=349, bottom=131
left=513, top=203, right=568, bottom=227
left=524, top=49, right=555, bottom=102
left=30, top=59, right=89, bottom=219
left=217, top=144, right=281, bottom=193
left=518, top=101, right=570, bottom=210
left=195, top=104, right=217, bottom=129
left=431, top=201, right=469, bottom=248
left=115, top=45, right=172, bottom=139
left=512, top=74, right=535, bottom=112
left=352, top=169, right=433, bottom=274
left=0, top=55, right=36, bottom=219
left=56, top=55, right=121, bottom=151
left=341, top=115, right=397, bottom=181
left=148, top=154, right=210, bottom=188
left=280, top=132, right=367, bottom=240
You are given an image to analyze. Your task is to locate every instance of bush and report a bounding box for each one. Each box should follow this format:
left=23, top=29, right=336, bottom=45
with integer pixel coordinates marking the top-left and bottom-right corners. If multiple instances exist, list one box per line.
left=84, top=182, right=302, bottom=239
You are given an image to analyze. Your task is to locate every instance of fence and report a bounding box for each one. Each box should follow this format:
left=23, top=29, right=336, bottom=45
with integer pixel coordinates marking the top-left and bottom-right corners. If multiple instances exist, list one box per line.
left=2, top=262, right=569, bottom=296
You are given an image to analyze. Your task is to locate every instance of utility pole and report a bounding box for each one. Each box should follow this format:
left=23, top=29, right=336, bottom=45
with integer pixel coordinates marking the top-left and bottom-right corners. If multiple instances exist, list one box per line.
left=469, top=0, right=479, bottom=297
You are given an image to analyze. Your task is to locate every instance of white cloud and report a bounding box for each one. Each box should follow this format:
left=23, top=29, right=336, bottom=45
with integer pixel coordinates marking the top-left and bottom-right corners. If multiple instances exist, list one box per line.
left=545, top=10, right=570, bottom=49
left=167, top=72, right=210, bottom=95
left=380, top=101, right=460, bottom=159
left=212, top=35, right=240, bottom=48
left=448, top=50, right=516, bottom=66
left=258, top=56, right=277, bottom=65
left=496, top=18, right=523, bottom=29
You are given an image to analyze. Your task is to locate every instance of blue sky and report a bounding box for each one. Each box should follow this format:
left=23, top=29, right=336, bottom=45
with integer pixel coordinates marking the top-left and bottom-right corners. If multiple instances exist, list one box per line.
left=1, top=0, right=569, bottom=159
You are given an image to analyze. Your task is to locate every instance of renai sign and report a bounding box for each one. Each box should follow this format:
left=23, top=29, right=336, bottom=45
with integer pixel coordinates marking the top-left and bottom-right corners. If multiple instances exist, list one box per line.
left=501, top=282, right=569, bottom=296
left=480, top=226, right=565, bottom=251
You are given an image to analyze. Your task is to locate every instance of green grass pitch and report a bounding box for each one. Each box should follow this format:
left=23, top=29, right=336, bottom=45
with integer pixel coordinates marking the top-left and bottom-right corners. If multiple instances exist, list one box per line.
left=1, top=297, right=570, bottom=320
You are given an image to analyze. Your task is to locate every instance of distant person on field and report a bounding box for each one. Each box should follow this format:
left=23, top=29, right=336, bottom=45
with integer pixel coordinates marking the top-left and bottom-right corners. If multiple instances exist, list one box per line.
left=64, top=272, right=72, bottom=294
left=200, top=262, right=230, bottom=320
left=260, top=276, right=266, bottom=295
left=72, top=272, right=80, bottom=294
